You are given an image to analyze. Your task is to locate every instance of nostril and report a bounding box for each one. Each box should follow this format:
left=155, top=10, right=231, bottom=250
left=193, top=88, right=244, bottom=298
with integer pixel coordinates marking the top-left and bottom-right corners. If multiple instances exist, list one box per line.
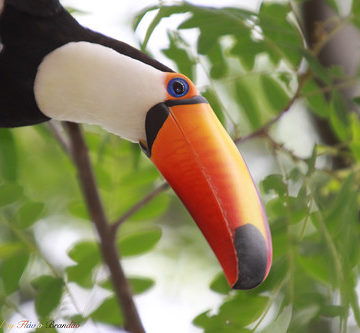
left=232, top=224, right=268, bottom=290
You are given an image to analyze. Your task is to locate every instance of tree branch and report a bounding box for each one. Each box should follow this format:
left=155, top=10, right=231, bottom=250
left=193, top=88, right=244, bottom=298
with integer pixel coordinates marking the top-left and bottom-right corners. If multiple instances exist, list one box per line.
left=112, top=182, right=169, bottom=233
left=63, top=122, right=145, bottom=333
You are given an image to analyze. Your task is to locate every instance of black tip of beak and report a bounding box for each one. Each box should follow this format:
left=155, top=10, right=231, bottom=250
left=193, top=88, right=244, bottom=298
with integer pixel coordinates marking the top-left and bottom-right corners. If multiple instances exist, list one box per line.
left=232, top=224, right=268, bottom=290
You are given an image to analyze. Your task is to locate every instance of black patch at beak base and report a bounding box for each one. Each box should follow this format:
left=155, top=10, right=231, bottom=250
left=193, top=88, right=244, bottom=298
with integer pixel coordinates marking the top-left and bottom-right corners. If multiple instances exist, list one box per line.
left=140, top=102, right=170, bottom=157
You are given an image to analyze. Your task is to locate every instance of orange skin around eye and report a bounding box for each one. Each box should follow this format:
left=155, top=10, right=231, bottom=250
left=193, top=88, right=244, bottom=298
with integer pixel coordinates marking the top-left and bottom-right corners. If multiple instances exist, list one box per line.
left=165, top=73, right=198, bottom=100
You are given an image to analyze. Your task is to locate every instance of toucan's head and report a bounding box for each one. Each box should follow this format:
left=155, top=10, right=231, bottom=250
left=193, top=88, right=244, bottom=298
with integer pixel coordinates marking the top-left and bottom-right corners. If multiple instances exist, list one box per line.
left=24, top=33, right=272, bottom=288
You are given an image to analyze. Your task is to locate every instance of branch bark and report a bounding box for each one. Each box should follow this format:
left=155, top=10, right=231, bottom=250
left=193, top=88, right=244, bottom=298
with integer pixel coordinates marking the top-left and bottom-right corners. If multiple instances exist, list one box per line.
left=63, top=122, right=145, bottom=333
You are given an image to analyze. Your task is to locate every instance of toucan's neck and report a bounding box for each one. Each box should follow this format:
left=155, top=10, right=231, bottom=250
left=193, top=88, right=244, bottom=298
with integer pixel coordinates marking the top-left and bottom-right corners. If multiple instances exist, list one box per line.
left=34, top=42, right=167, bottom=142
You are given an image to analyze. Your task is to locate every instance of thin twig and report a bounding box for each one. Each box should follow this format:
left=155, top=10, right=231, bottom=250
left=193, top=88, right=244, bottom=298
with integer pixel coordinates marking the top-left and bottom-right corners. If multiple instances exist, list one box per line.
left=234, top=70, right=311, bottom=145
left=265, top=133, right=304, bottom=162
left=63, top=122, right=145, bottom=333
left=300, top=77, right=358, bottom=98
left=112, top=182, right=169, bottom=232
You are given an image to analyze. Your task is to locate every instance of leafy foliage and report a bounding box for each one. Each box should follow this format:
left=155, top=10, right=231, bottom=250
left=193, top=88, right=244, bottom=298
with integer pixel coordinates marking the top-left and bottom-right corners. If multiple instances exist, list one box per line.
left=0, top=1, right=359, bottom=332
left=90, top=296, right=124, bottom=326
left=117, top=227, right=162, bottom=256
left=32, top=275, right=64, bottom=318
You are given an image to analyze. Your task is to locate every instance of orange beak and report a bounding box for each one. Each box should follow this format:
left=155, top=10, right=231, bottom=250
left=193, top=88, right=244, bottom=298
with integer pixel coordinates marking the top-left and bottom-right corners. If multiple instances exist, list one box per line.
left=140, top=96, right=272, bottom=289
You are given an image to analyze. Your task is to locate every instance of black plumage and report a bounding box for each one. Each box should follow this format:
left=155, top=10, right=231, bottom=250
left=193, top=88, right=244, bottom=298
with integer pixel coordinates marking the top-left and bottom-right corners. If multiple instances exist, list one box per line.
left=0, top=0, right=172, bottom=127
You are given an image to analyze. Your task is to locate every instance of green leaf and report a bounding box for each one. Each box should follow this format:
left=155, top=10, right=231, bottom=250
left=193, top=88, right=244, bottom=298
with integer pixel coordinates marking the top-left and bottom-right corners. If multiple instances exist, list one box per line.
left=353, top=96, right=360, bottom=106
left=66, top=241, right=101, bottom=288
left=210, top=272, right=230, bottom=294
left=259, top=3, right=303, bottom=67
left=206, top=41, right=228, bottom=79
left=66, top=264, right=94, bottom=288
left=322, top=305, right=346, bottom=317
left=193, top=311, right=213, bottom=329
left=70, top=315, right=85, bottom=325
left=0, top=183, right=23, bottom=207
left=303, top=51, right=331, bottom=84
left=288, top=167, right=303, bottom=182
left=261, top=75, right=290, bottom=113
left=16, top=201, right=45, bottom=229
left=0, top=242, right=25, bottom=259
left=176, top=5, right=251, bottom=73
left=230, top=39, right=265, bottom=70
left=178, top=7, right=249, bottom=42
left=266, top=197, right=287, bottom=220
left=272, top=233, right=288, bottom=260
left=202, top=88, right=225, bottom=126
left=218, top=294, right=269, bottom=327
left=235, top=81, right=261, bottom=130
left=129, top=277, right=155, bottom=294
left=94, top=165, right=113, bottom=192
left=193, top=311, right=251, bottom=332
left=287, top=195, right=307, bottom=224
left=101, top=277, right=154, bottom=295
left=120, top=167, right=159, bottom=187
left=306, top=145, right=317, bottom=176
left=302, top=80, right=329, bottom=117
left=117, top=227, right=162, bottom=257
left=0, top=129, right=18, bottom=181
left=32, top=276, right=64, bottom=318
left=162, top=31, right=196, bottom=80
left=351, top=0, right=360, bottom=28
left=350, top=113, right=360, bottom=161
left=255, top=259, right=288, bottom=292
left=1, top=253, right=29, bottom=294
left=90, top=296, right=124, bottom=326
left=329, top=91, right=350, bottom=141
left=297, top=255, right=334, bottom=286
left=130, top=193, right=169, bottom=221
left=260, top=305, right=292, bottom=333
left=140, top=5, right=193, bottom=51
left=262, top=174, right=287, bottom=197
left=133, top=5, right=159, bottom=31
left=325, top=174, right=355, bottom=234
left=68, top=241, right=100, bottom=263
left=68, top=200, right=89, bottom=220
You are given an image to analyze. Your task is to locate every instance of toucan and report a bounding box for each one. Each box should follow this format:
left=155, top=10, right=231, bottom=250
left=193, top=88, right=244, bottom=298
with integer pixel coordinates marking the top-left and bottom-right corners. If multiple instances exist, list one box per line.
left=0, top=0, right=272, bottom=289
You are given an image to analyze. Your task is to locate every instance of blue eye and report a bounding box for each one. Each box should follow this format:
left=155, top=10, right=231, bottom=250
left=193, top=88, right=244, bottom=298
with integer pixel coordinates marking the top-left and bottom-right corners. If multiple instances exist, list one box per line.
left=167, top=78, right=189, bottom=98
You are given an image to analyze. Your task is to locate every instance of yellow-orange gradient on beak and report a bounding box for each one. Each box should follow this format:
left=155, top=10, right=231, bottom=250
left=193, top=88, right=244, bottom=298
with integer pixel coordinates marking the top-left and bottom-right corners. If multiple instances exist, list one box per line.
left=142, top=96, right=272, bottom=289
